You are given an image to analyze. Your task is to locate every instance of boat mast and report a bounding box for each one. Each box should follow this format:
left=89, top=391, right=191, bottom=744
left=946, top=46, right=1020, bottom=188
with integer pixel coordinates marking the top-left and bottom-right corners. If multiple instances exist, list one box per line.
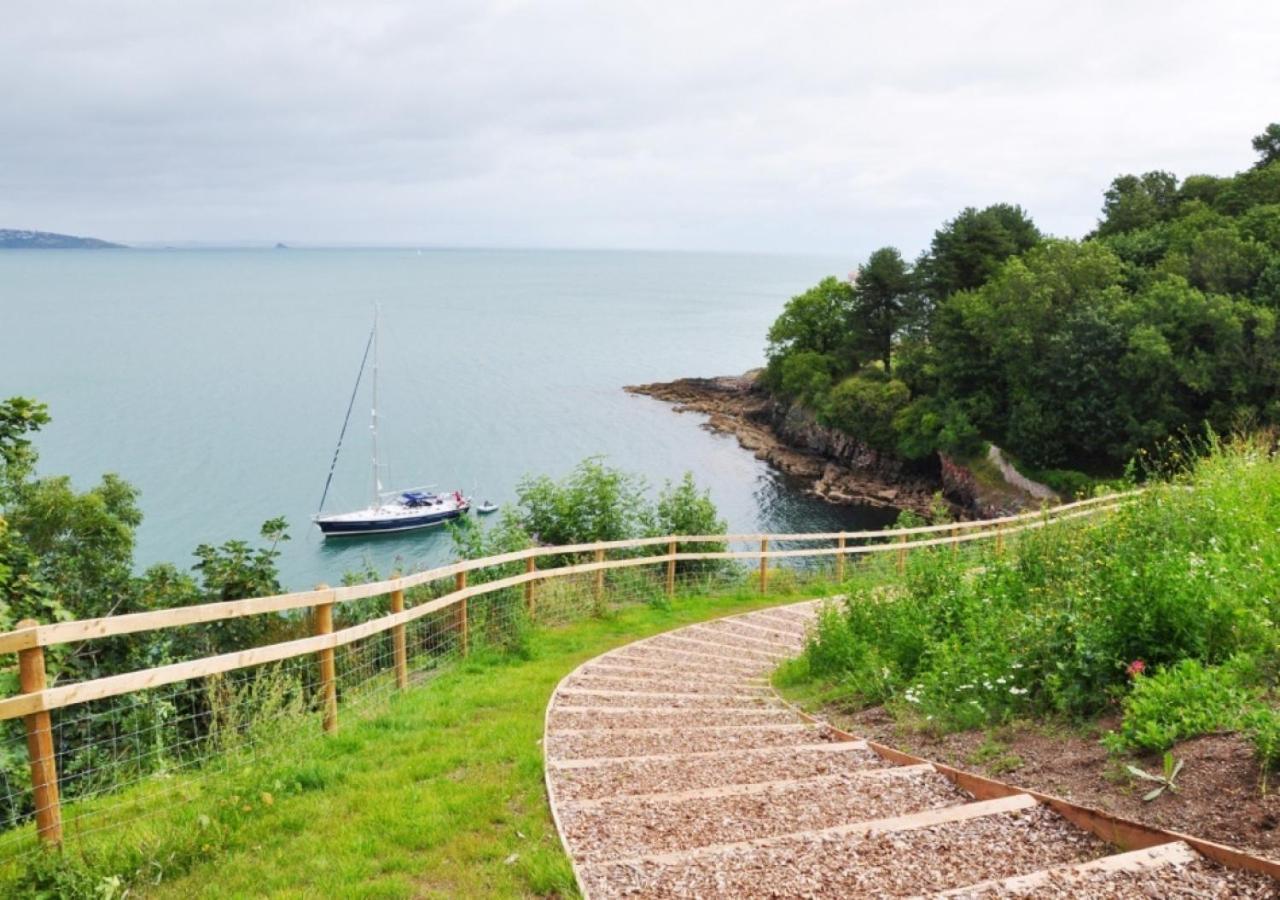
left=371, top=304, right=381, bottom=507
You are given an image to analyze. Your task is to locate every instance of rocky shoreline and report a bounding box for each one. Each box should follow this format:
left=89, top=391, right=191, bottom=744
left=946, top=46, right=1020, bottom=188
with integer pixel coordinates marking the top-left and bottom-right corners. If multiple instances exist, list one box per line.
left=626, top=372, right=1057, bottom=520
left=625, top=372, right=945, bottom=518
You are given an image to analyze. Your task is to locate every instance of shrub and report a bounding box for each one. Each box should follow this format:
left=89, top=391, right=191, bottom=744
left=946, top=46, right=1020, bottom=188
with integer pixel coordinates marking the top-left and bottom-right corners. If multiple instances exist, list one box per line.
left=1244, top=706, right=1280, bottom=789
left=1104, top=659, right=1250, bottom=753
left=794, top=440, right=1280, bottom=737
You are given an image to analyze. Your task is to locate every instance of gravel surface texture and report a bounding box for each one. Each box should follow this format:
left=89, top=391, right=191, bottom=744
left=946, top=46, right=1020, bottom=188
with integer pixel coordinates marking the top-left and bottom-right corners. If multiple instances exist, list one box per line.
left=950, top=855, right=1280, bottom=898
left=561, top=769, right=966, bottom=862
left=602, top=648, right=769, bottom=676
left=548, top=743, right=887, bottom=801
left=580, top=662, right=763, bottom=686
left=562, top=674, right=772, bottom=696
left=681, top=626, right=801, bottom=654
left=548, top=707, right=799, bottom=731
left=552, top=689, right=776, bottom=709
left=579, top=805, right=1108, bottom=898
left=545, top=723, right=832, bottom=760
left=643, top=634, right=783, bottom=664
left=698, top=620, right=809, bottom=645
left=545, top=599, right=1280, bottom=899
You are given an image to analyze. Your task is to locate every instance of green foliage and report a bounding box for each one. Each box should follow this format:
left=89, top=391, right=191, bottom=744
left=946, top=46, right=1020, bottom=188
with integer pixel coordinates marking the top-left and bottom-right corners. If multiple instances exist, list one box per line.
left=513, top=456, right=649, bottom=546
left=1244, top=706, right=1280, bottom=789
left=917, top=203, right=1041, bottom=300
left=1104, top=659, right=1250, bottom=753
left=759, top=126, right=1280, bottom=470
left=850, top=247, right=916, bottom=374
left=796, top=442, right=1280, bottom=742
left=823, top=372, right=910, bottom=452
left=652, top=472, right=725, bottom=539
left=774, top=350, right=835, bottom=407
left=764, top=276, right=856, bottom=370
left=1253, top=123, right=1280, bottom=168
left=1125, top=752, right=1185, bottom=801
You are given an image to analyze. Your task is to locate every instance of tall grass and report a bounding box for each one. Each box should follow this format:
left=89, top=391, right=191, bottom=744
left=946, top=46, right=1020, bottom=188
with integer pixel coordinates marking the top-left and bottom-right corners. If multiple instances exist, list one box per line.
left=789, top=437, right=1280, bottom=746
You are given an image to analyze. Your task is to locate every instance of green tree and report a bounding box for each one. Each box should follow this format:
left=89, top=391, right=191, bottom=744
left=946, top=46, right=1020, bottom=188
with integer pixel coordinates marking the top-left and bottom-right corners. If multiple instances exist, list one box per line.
left=850, top=247, right=914, bottom=374
left=1252, top=123, right=1280, bottom=168
left=764, top=276, right=855, bottom=373
left=1096, top=171, right=1179, bottom=237
left=823, top=371, right=910, bottom=452
left=515, top=457, right=649, bottom=545
left=917, top=204, right=1041, bottom=301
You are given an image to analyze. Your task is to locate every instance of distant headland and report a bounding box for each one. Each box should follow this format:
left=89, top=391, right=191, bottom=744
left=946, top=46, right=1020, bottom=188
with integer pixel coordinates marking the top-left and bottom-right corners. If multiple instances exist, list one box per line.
left=0, top=229, right=125, bottom=249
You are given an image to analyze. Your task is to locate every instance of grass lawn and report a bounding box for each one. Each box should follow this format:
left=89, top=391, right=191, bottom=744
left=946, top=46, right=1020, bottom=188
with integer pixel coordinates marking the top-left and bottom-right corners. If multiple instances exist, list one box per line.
left=9, top=585, right=831, bottom=899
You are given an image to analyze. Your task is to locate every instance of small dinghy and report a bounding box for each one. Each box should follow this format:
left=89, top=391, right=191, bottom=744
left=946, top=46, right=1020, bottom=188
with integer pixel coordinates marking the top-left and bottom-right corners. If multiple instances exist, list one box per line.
left=476, top=500, right=499, bottom=515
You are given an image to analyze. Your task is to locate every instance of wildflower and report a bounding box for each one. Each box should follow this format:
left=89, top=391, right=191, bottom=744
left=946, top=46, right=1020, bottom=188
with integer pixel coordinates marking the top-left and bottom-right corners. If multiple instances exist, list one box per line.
left=1126, top=659, right=1146, bottom=678
left=1009, top=686, right=1028, bottom=696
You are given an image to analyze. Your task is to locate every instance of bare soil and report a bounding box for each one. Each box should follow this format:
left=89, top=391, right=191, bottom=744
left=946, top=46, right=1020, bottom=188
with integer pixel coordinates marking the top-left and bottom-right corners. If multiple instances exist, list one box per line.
left=830, top=703, right=1280, bottom=861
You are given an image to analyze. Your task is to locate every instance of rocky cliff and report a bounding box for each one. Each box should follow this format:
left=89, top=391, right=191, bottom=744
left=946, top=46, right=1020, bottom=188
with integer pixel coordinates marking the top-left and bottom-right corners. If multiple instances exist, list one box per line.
left=627, top=372, right=1057, bottom=520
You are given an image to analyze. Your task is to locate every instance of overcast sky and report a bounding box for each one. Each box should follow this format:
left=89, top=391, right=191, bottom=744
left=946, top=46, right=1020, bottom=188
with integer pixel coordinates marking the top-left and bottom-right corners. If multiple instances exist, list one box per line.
left=2, top=1, right=1277, bottom=256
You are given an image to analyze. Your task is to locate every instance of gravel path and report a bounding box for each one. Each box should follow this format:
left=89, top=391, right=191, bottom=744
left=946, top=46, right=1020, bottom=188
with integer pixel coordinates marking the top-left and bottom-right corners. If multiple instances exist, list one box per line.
left=544, top=599, right=1278, bottom=897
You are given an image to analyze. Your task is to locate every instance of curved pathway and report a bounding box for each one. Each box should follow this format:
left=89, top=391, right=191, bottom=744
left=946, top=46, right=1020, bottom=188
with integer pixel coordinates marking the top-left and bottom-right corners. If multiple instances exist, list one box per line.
left=544, top=599, right=1275, bottom=898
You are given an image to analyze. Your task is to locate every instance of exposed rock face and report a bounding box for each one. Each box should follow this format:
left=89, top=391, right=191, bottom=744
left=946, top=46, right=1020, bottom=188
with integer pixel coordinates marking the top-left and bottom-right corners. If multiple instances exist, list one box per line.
left=625, top=373, right=942, bottom=517
left=627, top=372, right=1059, bottom=521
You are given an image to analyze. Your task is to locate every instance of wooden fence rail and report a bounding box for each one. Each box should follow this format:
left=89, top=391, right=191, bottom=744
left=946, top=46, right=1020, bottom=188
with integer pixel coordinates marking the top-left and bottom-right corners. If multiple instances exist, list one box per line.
left=0, top=490, right=1138, bottom=845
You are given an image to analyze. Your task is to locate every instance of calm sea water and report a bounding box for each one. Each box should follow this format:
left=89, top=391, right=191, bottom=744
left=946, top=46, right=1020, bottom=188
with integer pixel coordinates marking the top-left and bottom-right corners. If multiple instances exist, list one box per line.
left=0, top=248, right=896, bottom=589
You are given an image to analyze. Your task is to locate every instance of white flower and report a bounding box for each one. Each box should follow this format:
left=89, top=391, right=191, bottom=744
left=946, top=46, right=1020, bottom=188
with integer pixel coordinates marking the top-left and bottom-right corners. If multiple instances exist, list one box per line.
left=1009, top=686, right=1028, bottom=696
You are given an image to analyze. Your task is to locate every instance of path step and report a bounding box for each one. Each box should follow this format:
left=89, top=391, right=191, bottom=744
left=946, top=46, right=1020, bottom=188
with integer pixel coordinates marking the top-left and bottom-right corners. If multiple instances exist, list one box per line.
left=561, top=674, right=772, bottom=696
left=547, top=740, right=886, bottom=802
left=579, top=799, right=1111, bottom=898
left=611, top=644, right=771, bottom=673
left=683, top=624, right=803, bottom=654
left=560, top=766, right=965, bottom=862
left=553, top=688, right=779, bottom=709
left=547, top=706, right=798, bottom=731
left=644, top=634, right=786, bottom=664
left=580, top=662, right=766, bottom=686
left=545, top=722, right=829, bottom=761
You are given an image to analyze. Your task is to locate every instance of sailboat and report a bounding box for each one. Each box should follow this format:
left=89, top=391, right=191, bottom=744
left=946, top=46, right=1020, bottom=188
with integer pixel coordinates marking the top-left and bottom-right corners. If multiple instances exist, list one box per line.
left=313, top=308, right=471, bottom=537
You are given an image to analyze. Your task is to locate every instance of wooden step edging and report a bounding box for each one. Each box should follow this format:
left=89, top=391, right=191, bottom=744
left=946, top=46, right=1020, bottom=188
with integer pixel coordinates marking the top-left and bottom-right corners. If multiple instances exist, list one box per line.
left=790, top=706, right=1280, bottom=883
left=583, top=793, right=1039, bottom=869
left=926, top=840, right=1199, bottom=898
left=559, top=763, right=937, bottom=810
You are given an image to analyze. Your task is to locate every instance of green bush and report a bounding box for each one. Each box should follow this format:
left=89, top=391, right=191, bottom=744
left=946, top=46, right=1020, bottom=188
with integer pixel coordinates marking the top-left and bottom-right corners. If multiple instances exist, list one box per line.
left=1244, top=706, right=1280, bottom=788
left=1104, top=659, right=1250, bottom=753
left=796, top=441, right=1280, bottom=737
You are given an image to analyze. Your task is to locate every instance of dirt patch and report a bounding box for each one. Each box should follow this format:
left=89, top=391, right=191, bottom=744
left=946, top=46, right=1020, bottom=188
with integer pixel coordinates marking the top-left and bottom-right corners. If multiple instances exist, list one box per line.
left=827, top=704, right=1280, bottom=860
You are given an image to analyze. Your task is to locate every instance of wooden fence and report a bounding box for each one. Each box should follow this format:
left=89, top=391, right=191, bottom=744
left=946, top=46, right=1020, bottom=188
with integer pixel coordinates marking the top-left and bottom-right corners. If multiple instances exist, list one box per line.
left=0, top=490, right=1137, bottom=845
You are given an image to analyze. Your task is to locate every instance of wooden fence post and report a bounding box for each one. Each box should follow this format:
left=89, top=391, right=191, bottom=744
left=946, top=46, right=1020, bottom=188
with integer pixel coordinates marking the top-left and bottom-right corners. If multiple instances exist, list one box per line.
left=759, top=538, right=769, bottom=594
left=312, top=589, right=337, bottom=734
left=455, top=571, right=469, bottom=657
left=897, top=533, right=907, bottom=576
left=951, top=525, right=959, bottom=556
left=390, top=587, right=408, bottom=690
left=524, top=557, right=537, bottom=620
left=17, top=619, right=62, bottom=846
left=995, top=524, right=1005, bottom=557
left=666, top=540, right=677, bottom=598
left=835, top=533, right=846, bottom=583
left=593, top=548, right=606, bottom=614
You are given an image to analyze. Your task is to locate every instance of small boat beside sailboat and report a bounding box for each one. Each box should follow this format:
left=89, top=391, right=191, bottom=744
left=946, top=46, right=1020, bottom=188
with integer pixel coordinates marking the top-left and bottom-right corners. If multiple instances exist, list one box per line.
left=313, top=308, right=471, bottom=537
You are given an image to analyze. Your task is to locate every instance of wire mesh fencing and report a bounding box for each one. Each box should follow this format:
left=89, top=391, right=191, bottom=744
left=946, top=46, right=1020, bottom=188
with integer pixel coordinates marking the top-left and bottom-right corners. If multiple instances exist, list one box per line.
left=0, top=510, right=1109, bottom=866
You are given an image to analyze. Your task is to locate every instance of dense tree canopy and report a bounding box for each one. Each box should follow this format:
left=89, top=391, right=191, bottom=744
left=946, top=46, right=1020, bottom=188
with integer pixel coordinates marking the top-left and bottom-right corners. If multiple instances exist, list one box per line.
left=763, top=125, right=1280, bottom=474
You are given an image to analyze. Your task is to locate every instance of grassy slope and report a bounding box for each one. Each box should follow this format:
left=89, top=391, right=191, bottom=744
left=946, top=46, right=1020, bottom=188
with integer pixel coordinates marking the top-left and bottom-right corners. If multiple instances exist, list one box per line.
left=10, top=586, right=830, bottom=899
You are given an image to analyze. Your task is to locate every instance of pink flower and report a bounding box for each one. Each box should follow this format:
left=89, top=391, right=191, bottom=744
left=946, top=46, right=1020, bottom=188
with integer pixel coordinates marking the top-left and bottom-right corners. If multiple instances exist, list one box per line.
left=1126, top=659, right=1146, bottom=678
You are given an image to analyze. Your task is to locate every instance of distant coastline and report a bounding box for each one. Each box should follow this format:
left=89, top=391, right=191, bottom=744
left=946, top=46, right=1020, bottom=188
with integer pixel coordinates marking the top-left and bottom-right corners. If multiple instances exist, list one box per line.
left=0, top=229, right=124, bottom=249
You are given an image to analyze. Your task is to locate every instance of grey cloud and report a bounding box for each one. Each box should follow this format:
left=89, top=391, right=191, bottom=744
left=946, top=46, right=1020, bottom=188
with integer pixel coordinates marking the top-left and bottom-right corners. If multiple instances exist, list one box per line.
left=1, top=1, right=1277, bottom=254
